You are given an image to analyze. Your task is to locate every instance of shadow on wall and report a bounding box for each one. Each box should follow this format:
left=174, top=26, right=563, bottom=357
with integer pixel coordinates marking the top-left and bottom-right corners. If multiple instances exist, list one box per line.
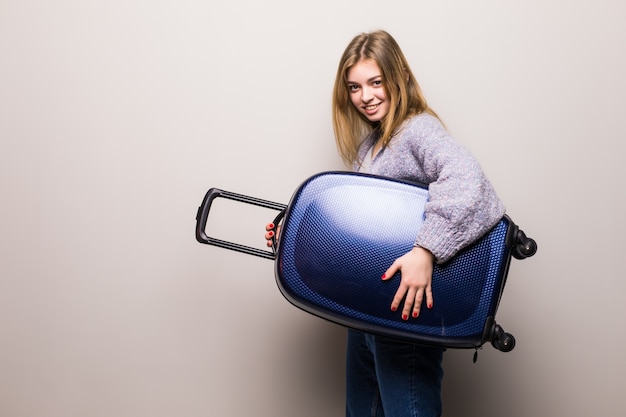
left=441, top=348, right=522, bottom=416
left=290, top=316, right=347, bottom=383
left=271, top=316, right=348, bottom=415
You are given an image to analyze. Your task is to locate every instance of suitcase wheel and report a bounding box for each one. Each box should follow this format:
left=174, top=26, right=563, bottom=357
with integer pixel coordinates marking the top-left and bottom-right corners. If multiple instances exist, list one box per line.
left=512, top=228, right=537, bottom=260
left=491, top=324, right=516, bottom=352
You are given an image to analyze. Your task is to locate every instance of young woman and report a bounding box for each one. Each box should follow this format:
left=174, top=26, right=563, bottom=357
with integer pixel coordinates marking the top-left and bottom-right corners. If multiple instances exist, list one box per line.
left=267, top=30, right=505, bottom=417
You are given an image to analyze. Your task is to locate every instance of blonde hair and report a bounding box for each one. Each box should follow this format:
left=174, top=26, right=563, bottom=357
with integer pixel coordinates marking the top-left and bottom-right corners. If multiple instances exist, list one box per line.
left=332, top=30, right=441, bottom=166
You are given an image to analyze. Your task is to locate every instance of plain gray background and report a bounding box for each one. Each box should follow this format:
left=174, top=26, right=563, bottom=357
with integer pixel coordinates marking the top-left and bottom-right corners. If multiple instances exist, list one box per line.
left=1, top=0, right=624, bottom=416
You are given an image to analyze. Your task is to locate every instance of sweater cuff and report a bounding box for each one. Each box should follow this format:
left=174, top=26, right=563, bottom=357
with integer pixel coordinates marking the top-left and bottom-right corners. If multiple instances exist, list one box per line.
left=414, top=214, right=463, bottom=264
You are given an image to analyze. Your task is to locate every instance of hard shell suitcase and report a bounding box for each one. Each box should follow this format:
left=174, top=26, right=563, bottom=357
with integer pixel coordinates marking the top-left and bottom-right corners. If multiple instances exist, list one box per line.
left=195, top=171, right=536, bottom=352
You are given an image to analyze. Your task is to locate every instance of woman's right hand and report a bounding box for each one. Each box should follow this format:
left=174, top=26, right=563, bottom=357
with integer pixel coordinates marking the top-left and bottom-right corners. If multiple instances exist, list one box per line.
left=265, top=222, right=281, bottom=247
left=382, top=246, right=435, bottom=320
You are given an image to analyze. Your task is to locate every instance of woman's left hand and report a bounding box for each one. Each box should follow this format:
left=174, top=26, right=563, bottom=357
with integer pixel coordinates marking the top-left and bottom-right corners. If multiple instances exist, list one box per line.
left=382, top=246, right=435, bottom=320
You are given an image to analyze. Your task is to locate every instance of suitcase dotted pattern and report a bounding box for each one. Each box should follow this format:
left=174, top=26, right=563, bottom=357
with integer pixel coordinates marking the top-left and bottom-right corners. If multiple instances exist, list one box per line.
left=276, top=173, right=510, bottom=347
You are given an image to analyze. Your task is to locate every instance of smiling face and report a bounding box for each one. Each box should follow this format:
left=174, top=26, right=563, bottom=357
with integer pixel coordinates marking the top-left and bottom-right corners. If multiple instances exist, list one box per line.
left=346, top=59, right=390, bottom=123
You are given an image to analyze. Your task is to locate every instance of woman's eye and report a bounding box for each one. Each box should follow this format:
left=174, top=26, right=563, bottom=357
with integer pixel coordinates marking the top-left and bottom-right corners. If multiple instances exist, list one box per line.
left=373, top=80, right=382, bottom=86
left=348, top=84, right=360, bottom=91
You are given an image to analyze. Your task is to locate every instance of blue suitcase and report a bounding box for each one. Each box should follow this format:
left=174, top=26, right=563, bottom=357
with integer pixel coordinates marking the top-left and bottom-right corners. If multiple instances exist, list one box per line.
left=195, top=171, right=536, bottom=353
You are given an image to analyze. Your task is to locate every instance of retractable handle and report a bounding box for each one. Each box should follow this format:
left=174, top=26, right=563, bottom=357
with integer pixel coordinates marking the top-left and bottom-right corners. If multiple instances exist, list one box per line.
left=195, top=188, right=287, bottom=260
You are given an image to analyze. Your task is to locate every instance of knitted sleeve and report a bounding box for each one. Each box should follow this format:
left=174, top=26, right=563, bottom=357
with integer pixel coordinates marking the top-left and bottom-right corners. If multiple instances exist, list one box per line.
left=404, top=115, right=506, bottom=263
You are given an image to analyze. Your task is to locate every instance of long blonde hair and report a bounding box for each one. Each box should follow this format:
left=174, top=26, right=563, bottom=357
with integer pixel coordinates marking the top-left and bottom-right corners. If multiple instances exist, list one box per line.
left=332, top=30, right=441, bottom=166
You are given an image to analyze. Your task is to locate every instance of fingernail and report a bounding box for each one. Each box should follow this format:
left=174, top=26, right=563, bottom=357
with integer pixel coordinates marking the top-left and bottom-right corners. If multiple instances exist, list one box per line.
left=428, top=303, right=433, bottom=309
left=269, top=223, right=274, bottom=228
left=268, top=231, right=274, bottom=237
left=402, top=314, right=408, bottom=320
left=412, top=312, right=418, bottom=318
left=381, top=273, right=386, bottom=280
left=391, top=306, right=397, bottom=312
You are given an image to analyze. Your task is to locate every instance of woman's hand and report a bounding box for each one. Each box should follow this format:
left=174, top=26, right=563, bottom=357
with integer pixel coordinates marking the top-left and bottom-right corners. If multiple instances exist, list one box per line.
left=382, top=246, right=435, bottom=320
left=264, top=222, right=281, bottom=247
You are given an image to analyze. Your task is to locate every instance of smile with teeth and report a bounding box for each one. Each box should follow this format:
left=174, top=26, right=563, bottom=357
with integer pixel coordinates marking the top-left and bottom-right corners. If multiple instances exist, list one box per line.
left=364, top=103, right=380, bottom=110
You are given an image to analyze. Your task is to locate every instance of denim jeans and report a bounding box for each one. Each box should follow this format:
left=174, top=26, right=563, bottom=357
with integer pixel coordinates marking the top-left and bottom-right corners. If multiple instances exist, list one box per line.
left=345, top=329, right=445, bottom=417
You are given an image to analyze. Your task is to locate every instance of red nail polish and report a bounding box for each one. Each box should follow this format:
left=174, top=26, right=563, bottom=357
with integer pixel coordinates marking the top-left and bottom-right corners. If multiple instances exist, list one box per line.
left=402, top=314, right=408, bottom=320
left=381, top=273, right=386, bottom=280
left=269, top=223, right=274, bottom=229
left=412, top=312, right=418, bottom=318
left=268, top=231, right=274, bottom=237
left=428, top=303, right=433, bottom=309
left=391, top=306, right=397, bottom=312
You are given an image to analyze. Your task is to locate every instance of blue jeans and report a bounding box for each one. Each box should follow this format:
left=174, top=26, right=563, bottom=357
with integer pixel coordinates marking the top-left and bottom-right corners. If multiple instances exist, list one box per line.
left=346, top=329, right=445, bottom=417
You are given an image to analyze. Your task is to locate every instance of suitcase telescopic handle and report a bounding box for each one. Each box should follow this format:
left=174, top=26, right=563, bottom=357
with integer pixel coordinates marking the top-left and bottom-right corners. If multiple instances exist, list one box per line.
left=195, top=188, right=287, bottom=260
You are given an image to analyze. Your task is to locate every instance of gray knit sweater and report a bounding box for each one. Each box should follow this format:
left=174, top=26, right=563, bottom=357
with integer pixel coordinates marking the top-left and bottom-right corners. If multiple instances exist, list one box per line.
left=354, top=113, right=506, bottom=264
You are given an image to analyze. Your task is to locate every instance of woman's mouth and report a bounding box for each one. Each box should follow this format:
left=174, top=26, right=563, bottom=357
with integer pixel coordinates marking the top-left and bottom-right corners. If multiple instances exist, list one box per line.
left=364, top=103, right=380, bottom=111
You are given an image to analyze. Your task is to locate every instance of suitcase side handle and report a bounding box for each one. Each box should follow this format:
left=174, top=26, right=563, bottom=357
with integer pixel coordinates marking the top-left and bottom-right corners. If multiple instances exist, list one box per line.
left=195, top=188, right=287, bottom=260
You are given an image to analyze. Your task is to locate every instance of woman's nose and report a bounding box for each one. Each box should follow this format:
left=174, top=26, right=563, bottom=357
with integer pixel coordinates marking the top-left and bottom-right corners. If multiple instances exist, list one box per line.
left=361, top=86, right=374, bottom=102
